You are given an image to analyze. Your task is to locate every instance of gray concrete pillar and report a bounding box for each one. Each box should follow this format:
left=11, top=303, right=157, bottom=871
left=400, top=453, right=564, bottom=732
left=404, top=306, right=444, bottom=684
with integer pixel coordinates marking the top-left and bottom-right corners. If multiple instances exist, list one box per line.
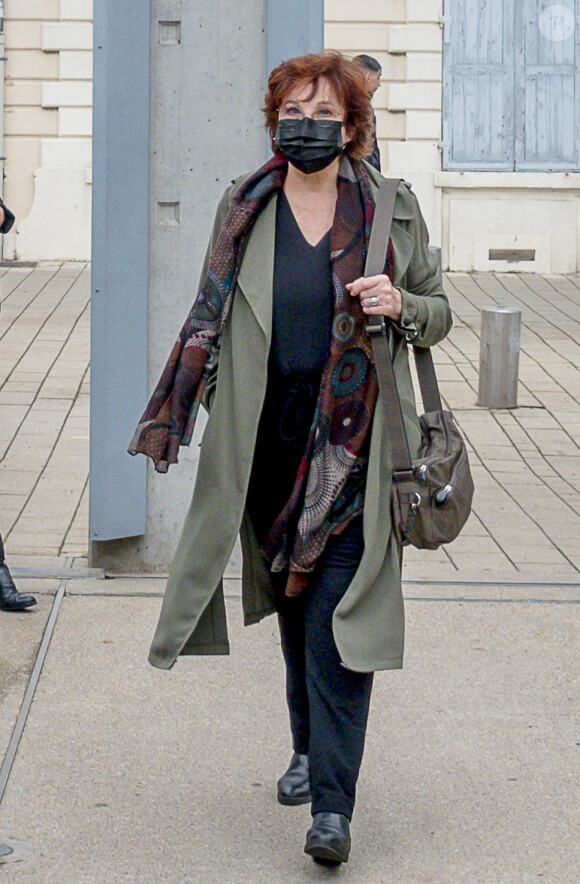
left=477, top=306, right=522, bottom=409
left=90, top=0, right=324, bottom=573
left=91, top=0, right=267, bottom=572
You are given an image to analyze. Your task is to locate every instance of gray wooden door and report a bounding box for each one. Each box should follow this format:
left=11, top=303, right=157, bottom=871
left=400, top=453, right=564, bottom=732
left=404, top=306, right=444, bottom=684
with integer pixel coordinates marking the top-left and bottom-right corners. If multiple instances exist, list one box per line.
left=443, top=0, right=580, bottom=170
left=515, top=0, right=580, bottom=169
left=442, top=0, right=515, bottom=169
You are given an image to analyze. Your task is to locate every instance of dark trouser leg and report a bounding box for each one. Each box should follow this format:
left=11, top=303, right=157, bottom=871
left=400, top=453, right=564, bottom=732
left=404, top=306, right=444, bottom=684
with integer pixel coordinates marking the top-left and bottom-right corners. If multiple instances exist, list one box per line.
left=304, top=518, right=373, bottom=820
left=275, top=517, right=373, bottom=820
left=276, top=588, right=310, bottom=755
left=0, top=533, right=5, bottom=564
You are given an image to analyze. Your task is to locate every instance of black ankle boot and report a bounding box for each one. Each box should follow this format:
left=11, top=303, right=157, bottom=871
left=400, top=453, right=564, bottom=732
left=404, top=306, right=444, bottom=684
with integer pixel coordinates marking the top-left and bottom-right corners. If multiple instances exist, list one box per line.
left=304, top=812, right=351, bottom=865
left=0, top=563, right=37, bottom=611
left=277, top=752, right=311, bottom=806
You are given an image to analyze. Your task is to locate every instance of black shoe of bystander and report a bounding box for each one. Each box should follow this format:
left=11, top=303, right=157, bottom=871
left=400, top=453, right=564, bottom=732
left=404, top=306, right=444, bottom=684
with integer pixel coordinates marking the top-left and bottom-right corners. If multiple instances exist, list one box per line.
left=0, top=563, right=37, bottom=611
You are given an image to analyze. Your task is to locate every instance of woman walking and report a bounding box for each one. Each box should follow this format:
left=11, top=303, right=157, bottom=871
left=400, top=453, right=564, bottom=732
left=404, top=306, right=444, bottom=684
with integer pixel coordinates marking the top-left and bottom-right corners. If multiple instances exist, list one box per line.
left=130, top=50, right=451, bottom=865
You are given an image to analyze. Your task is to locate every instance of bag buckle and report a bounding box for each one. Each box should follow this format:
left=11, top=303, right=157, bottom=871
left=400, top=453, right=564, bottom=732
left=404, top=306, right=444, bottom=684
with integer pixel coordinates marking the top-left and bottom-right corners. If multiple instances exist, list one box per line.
left=393, top=469, right=415, bottom=484
left=365, top=316, right=388, bottom=338
left=393, top=469, right=422, bottom=507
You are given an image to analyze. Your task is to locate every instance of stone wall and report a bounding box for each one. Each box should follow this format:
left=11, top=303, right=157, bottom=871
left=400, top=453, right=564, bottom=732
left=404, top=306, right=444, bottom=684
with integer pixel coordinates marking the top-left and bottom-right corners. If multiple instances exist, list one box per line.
left=324, top=0, right=444, bottom=246
left=3, top=0, right=92, bottom=260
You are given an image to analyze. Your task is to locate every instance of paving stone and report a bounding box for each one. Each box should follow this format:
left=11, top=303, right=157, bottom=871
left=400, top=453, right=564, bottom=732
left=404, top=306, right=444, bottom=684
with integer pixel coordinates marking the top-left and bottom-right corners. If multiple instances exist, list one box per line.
left=6, top=544, right=62, bottom=557
left=0, top=469, right=38, bottom=495
left=7, top=554, right=68, bottom=570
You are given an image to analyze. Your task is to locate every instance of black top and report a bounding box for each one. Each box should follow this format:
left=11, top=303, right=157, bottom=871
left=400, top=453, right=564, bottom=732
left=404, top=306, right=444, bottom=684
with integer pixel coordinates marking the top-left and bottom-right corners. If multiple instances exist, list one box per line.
left=246, top=191, right=335, bottom=544
left=270, top=191, right=334, bottom=374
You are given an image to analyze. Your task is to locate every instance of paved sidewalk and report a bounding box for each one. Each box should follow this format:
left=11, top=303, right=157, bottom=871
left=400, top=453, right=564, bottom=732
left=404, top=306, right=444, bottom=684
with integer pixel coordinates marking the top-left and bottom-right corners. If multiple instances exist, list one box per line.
left=0, top=262, right=90, bottom=569
left=0, top=264, right=579, bottom=882
left=1, top=586, right=578, bottom=883
left=429, top=271, right=580, bottom=582
left=2, top=263, right=580, bottom=580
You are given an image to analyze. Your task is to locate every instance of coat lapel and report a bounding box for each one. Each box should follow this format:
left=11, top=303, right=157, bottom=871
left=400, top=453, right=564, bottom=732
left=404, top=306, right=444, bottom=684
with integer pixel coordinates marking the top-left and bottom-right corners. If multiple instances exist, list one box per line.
left=236, top=193, right=277, bottom=340
left=237, top=177, right=414, bottom=333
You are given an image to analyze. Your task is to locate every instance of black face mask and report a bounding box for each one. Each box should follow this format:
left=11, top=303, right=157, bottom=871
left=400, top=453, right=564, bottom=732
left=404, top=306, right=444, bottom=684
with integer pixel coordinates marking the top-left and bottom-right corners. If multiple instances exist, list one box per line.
left=275, top=117, right=344, bottom=174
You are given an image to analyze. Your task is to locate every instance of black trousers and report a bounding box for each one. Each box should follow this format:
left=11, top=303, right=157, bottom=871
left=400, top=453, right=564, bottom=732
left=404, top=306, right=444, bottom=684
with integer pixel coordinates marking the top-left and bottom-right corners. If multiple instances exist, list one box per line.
left=273, top=517, right=374, bottom=820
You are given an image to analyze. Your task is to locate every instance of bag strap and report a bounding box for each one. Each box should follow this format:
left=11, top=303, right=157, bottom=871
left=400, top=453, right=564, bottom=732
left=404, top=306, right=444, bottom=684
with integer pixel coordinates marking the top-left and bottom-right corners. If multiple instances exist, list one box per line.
left=364, top=177, right=443, bottom=473
left=412, top=345, right=442, bottom=412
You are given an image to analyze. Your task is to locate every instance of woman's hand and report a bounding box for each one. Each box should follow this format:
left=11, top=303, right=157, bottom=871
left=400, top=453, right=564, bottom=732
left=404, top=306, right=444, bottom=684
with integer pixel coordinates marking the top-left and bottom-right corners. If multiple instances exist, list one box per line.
left=346, top=274, right=402, bottom=324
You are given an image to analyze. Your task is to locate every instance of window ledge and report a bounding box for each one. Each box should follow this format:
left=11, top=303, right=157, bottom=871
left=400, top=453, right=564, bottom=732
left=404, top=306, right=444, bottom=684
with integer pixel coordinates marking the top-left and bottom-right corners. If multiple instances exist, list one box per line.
left=434, top=171, right=580, bottom=190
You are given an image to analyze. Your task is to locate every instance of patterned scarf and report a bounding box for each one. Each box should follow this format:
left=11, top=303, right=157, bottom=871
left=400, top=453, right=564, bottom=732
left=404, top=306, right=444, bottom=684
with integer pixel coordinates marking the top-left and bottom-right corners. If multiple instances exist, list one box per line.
left=129, top=153, right=394, bottom=595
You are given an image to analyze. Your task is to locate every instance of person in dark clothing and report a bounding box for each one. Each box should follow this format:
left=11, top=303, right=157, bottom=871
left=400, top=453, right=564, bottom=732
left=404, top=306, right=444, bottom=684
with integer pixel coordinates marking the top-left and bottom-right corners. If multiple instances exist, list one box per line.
left=0, top=198, right=15, bottom=235
left=130, top=51, right=451, bottom=867
left=0, top=534, right=36, bottom=611
left=353, top=54, right=382, bottom=171
left=0, top=198, right=37, bottom=613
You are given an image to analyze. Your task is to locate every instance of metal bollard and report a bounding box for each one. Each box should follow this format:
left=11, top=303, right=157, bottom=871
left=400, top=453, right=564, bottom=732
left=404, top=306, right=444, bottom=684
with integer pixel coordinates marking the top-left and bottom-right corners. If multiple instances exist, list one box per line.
left=477, top=306, right=521, bottom=409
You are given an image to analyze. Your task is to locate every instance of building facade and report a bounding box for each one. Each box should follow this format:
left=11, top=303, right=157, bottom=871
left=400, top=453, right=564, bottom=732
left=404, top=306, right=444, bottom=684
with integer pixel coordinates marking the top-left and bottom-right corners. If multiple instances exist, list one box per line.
left=3, top=0, right=580, bottom=273
left=2, top=0, right=92, bottom=261
left=326, top=0, right=580, bottom=274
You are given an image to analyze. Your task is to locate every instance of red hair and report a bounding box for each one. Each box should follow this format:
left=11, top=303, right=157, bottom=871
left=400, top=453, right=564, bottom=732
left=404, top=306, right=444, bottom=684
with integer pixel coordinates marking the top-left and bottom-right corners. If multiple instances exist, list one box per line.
left=263, top=51, right=374, bottom=162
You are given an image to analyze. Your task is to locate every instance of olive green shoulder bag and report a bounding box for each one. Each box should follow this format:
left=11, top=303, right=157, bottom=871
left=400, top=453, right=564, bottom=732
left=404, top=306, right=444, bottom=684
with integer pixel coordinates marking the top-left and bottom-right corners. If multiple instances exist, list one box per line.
left=366, top=178, right=474, bottom=549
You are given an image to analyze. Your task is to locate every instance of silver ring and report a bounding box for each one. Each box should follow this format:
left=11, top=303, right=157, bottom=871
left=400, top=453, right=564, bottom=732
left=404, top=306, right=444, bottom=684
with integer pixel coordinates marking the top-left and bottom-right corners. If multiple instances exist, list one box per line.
left=367, top=296, right=379, bottom=306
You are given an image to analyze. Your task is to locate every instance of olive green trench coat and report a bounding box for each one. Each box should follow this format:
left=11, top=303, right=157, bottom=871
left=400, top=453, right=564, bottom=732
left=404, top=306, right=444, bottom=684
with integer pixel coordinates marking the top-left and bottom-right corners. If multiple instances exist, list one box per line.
left=148, top=162, right=452, bottom=672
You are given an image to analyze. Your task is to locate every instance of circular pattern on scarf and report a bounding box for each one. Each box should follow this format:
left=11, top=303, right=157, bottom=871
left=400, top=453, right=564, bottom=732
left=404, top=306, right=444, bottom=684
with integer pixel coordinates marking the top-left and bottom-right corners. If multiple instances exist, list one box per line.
left=331, top=348, right=369, bottom=399
left=193, top=280, right=222, bottom=322
left=304, top=444, right=355, bottom=519
left=329, top=399, right=370, bottom=446
left=333, top=312, right=355, bottom=344
left=304, top=457, right=327, bottom=509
